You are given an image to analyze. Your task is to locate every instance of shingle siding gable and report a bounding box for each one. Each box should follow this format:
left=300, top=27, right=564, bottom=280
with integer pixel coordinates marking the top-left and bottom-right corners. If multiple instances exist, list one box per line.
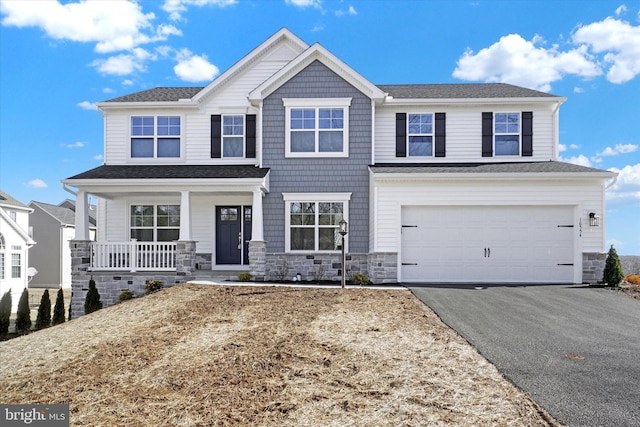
left=261, top=60, right=371, bottom=253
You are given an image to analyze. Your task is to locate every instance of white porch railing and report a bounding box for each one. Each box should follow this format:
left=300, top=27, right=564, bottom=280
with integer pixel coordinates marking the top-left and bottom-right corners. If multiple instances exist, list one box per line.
left=90, top=240, right=177, bottom=272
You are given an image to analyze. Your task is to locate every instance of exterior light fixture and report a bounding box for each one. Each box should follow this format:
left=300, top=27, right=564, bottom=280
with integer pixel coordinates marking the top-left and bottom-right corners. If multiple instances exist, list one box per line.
left=338, top=219, right=348, bottom=288
left=589, top=212, right=600, bottom=227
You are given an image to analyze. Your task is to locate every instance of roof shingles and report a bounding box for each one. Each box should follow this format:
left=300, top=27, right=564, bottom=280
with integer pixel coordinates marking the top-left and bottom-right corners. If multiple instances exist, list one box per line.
left=66, top=165, right=270, bottom=180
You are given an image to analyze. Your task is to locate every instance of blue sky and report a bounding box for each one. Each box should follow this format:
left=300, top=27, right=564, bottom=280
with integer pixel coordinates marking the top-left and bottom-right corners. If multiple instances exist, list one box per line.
left=0, top=0, right=639, bottom=254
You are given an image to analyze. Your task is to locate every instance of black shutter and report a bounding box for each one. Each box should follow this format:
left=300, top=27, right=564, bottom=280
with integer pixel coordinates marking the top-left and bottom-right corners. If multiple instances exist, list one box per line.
left=211, top=115, right=221, bottom=158
left=396, top=113, right=407, bottom=157
left=522, top=111, right=533, bottom=156
left=246, top=114, right=256, bottom=158
left=482, top=112, right=493, bottom=157
left=434, top=112, right=446, bottom=157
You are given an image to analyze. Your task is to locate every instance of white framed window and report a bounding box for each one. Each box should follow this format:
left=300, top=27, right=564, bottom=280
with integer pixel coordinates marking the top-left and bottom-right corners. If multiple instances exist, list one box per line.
left=11, top=253, right=21, bottom=279
left=283, top=193, right=350, bottom=252
left=283, top=98, right=351, bottom=157
left=222, top=115, right=245, bottom=158
left=494, top=112, right=520, bottom=156
left=131, top=115, right=181, bottom=158
left=130, top=204, right=180, bottom=242
left=408, top=113, right=433, bottom=156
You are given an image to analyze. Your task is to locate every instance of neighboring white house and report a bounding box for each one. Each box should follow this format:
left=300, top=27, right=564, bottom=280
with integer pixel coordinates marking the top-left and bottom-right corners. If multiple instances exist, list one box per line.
left=62, top=28, right=616, bottom=316
left=0, top=190, right=36, bottom=311
left=28, top=199, right=96, bottom=289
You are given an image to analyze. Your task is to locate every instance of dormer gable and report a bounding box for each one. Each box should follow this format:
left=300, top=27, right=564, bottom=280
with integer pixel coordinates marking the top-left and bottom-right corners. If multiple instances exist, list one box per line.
left=248, top=42, right=386, bottom=105
left=193, top=28, right=309, bottom=104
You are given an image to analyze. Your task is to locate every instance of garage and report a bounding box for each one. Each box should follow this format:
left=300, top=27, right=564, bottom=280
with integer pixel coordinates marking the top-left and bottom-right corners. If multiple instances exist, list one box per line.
left=401, top=205, right=575, bottom=283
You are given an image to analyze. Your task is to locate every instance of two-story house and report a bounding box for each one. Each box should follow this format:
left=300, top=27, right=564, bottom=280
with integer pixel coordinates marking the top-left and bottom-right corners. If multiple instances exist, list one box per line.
left=0, top=190, right=36, bottom=312
left=63, top=28, right=615, bottom=317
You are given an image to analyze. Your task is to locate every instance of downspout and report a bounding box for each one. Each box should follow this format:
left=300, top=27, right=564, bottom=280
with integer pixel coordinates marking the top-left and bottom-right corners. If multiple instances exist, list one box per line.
left=552, top=101, right=561, bottom=160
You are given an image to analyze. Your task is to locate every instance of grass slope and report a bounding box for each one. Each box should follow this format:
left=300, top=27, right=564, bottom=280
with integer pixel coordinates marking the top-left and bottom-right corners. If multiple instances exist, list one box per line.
left=0, top=284, right=560, bottom=426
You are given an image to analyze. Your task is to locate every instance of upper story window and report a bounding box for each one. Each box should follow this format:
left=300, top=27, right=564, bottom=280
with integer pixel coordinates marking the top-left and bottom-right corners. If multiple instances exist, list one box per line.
left=222, top=115, right=245, bottom=158
left=210, top=114, right=256, bottom=159
left=482, top=111, right=533, bottom=157
left=396, top=112, right=446, bottom=158
left=494, top=113, right=520, bottom=156
left=130, top=204, right=180, bottom=241
left=8, top=210, right=16, bottom=222
left=283, top=98, right=351, bottom=158
left=408, top=113, right=433, bottom=156
left=131, top=116, right=181, bottom=158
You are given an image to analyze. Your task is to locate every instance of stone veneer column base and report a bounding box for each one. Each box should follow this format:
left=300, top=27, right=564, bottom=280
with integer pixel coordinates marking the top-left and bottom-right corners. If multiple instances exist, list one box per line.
left=582, top=252, right=607, bottom=284
left=249, top=241, right=267, bottom=281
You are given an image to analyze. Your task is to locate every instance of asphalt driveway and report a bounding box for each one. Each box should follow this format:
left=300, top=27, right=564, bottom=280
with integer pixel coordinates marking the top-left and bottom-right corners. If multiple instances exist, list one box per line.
left=410, top=284, right=640, bottom=427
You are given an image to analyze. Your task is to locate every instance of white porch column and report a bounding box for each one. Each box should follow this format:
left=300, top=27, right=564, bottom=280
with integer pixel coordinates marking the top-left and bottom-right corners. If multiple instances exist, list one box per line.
left=74, top=190, right=91, bottom=240
left=252, top=188, right=264, bottom=241
left=179, top=190, right=193, bottom=241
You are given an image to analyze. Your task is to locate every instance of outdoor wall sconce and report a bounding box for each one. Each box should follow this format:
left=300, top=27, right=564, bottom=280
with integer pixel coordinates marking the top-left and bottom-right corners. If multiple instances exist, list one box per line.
left=339, top=219, right=348, bottom=289
left=589, top=212, right=600, bottom=227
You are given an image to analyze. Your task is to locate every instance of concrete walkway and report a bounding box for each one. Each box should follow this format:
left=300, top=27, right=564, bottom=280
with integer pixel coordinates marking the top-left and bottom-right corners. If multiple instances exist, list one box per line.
left=410, top=284, right=640, bottom=427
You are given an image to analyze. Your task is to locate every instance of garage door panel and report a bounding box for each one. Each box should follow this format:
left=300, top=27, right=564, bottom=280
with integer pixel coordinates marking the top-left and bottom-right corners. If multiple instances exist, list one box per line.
left=401, top=206, right=575, bottom=283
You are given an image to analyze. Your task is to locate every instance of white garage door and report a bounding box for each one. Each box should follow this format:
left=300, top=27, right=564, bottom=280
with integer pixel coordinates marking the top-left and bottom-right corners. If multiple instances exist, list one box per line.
left=401, top=206, right=575, bottom=283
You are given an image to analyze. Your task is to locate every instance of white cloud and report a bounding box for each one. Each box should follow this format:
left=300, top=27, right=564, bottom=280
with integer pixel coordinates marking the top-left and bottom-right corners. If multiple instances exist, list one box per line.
left=335, top=5, right=357, bottom=16
left=453, top=34, right=601, bottom=91
left=286, top=0, right=322, bottom=8
left=573, top=17, right=640, bottom=84
left=570, top=144, right=581, bottom=149
left=597, top=144, right=639, bottom=156
left=606, top=163, right=640, bottom=204
left=173, top=49, right=219, bottom=82
left=615, top=5, right=627, bottom=16
left=77, top=101, right=97, bottom=111
left=91, top=48, right=153, bottom=75
left=311, top=25, right=324, bottom=32
left=559, top=143, right=567, bottom=152
left=162, top=0, right=236, bottom=20
left=64, top=141, right=86, bottom=148
left=93, top=154, right=104, bottom=161
left=573, top=87, right=584, bottom=93
left=102, top=87, right=115, bottom=94
left=122, top=80, right=134, bottom=86
left=26, top=179, right=47, bottom=189
left=560, top=154, right=593, bottom=167
left=0, top=0, right=170, bottom=53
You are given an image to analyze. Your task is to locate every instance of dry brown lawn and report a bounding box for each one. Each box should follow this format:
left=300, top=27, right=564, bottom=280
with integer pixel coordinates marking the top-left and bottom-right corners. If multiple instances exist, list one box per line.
left=0, top=284, right=560, bottom=426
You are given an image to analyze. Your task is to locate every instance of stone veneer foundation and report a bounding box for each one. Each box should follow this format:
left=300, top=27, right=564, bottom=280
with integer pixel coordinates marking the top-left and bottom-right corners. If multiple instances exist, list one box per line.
left=69, top=240, right=197, bottom=319
left=582, top=252, right=607, bottom=284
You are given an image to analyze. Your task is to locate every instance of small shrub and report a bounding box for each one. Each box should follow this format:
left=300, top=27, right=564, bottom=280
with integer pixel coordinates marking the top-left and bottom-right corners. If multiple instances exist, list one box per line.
left=625, top=275, right=640, bottom=285
left=602, top=245, right=624, bottom=287
left=237, top=272, right=253, bottom=282
left=52, top=288, right=66, bottom=325
left=145, top=280, right=163, bottom=293
left=0, top=290, right=12, bottom=337
left=350, top=273, right=371, bottom=286
left=119, top=290, right=134, bottom=301
left=84, top=278, right=103, bottom=314
left=35, top=289, right=52, bottom=330
left=15, top=288, right=31, bottom=334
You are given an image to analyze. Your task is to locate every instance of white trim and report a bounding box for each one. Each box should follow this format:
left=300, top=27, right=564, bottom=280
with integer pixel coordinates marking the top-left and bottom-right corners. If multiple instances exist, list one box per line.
left=283, top=98, right=351, bottom=158
left=282, top=193, right=351, bottom=253
left=406, top=112, right=435, bottom=158
left=129, top=114, right=184, bottom=161
left=282, top=98, right=352, bottom=107
left=249, top=44, right=386, bottom=104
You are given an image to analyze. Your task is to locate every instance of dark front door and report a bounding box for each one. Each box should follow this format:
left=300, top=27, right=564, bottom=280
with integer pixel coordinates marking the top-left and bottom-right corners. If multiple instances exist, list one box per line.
left=216, top=206, right=252, bottom=265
